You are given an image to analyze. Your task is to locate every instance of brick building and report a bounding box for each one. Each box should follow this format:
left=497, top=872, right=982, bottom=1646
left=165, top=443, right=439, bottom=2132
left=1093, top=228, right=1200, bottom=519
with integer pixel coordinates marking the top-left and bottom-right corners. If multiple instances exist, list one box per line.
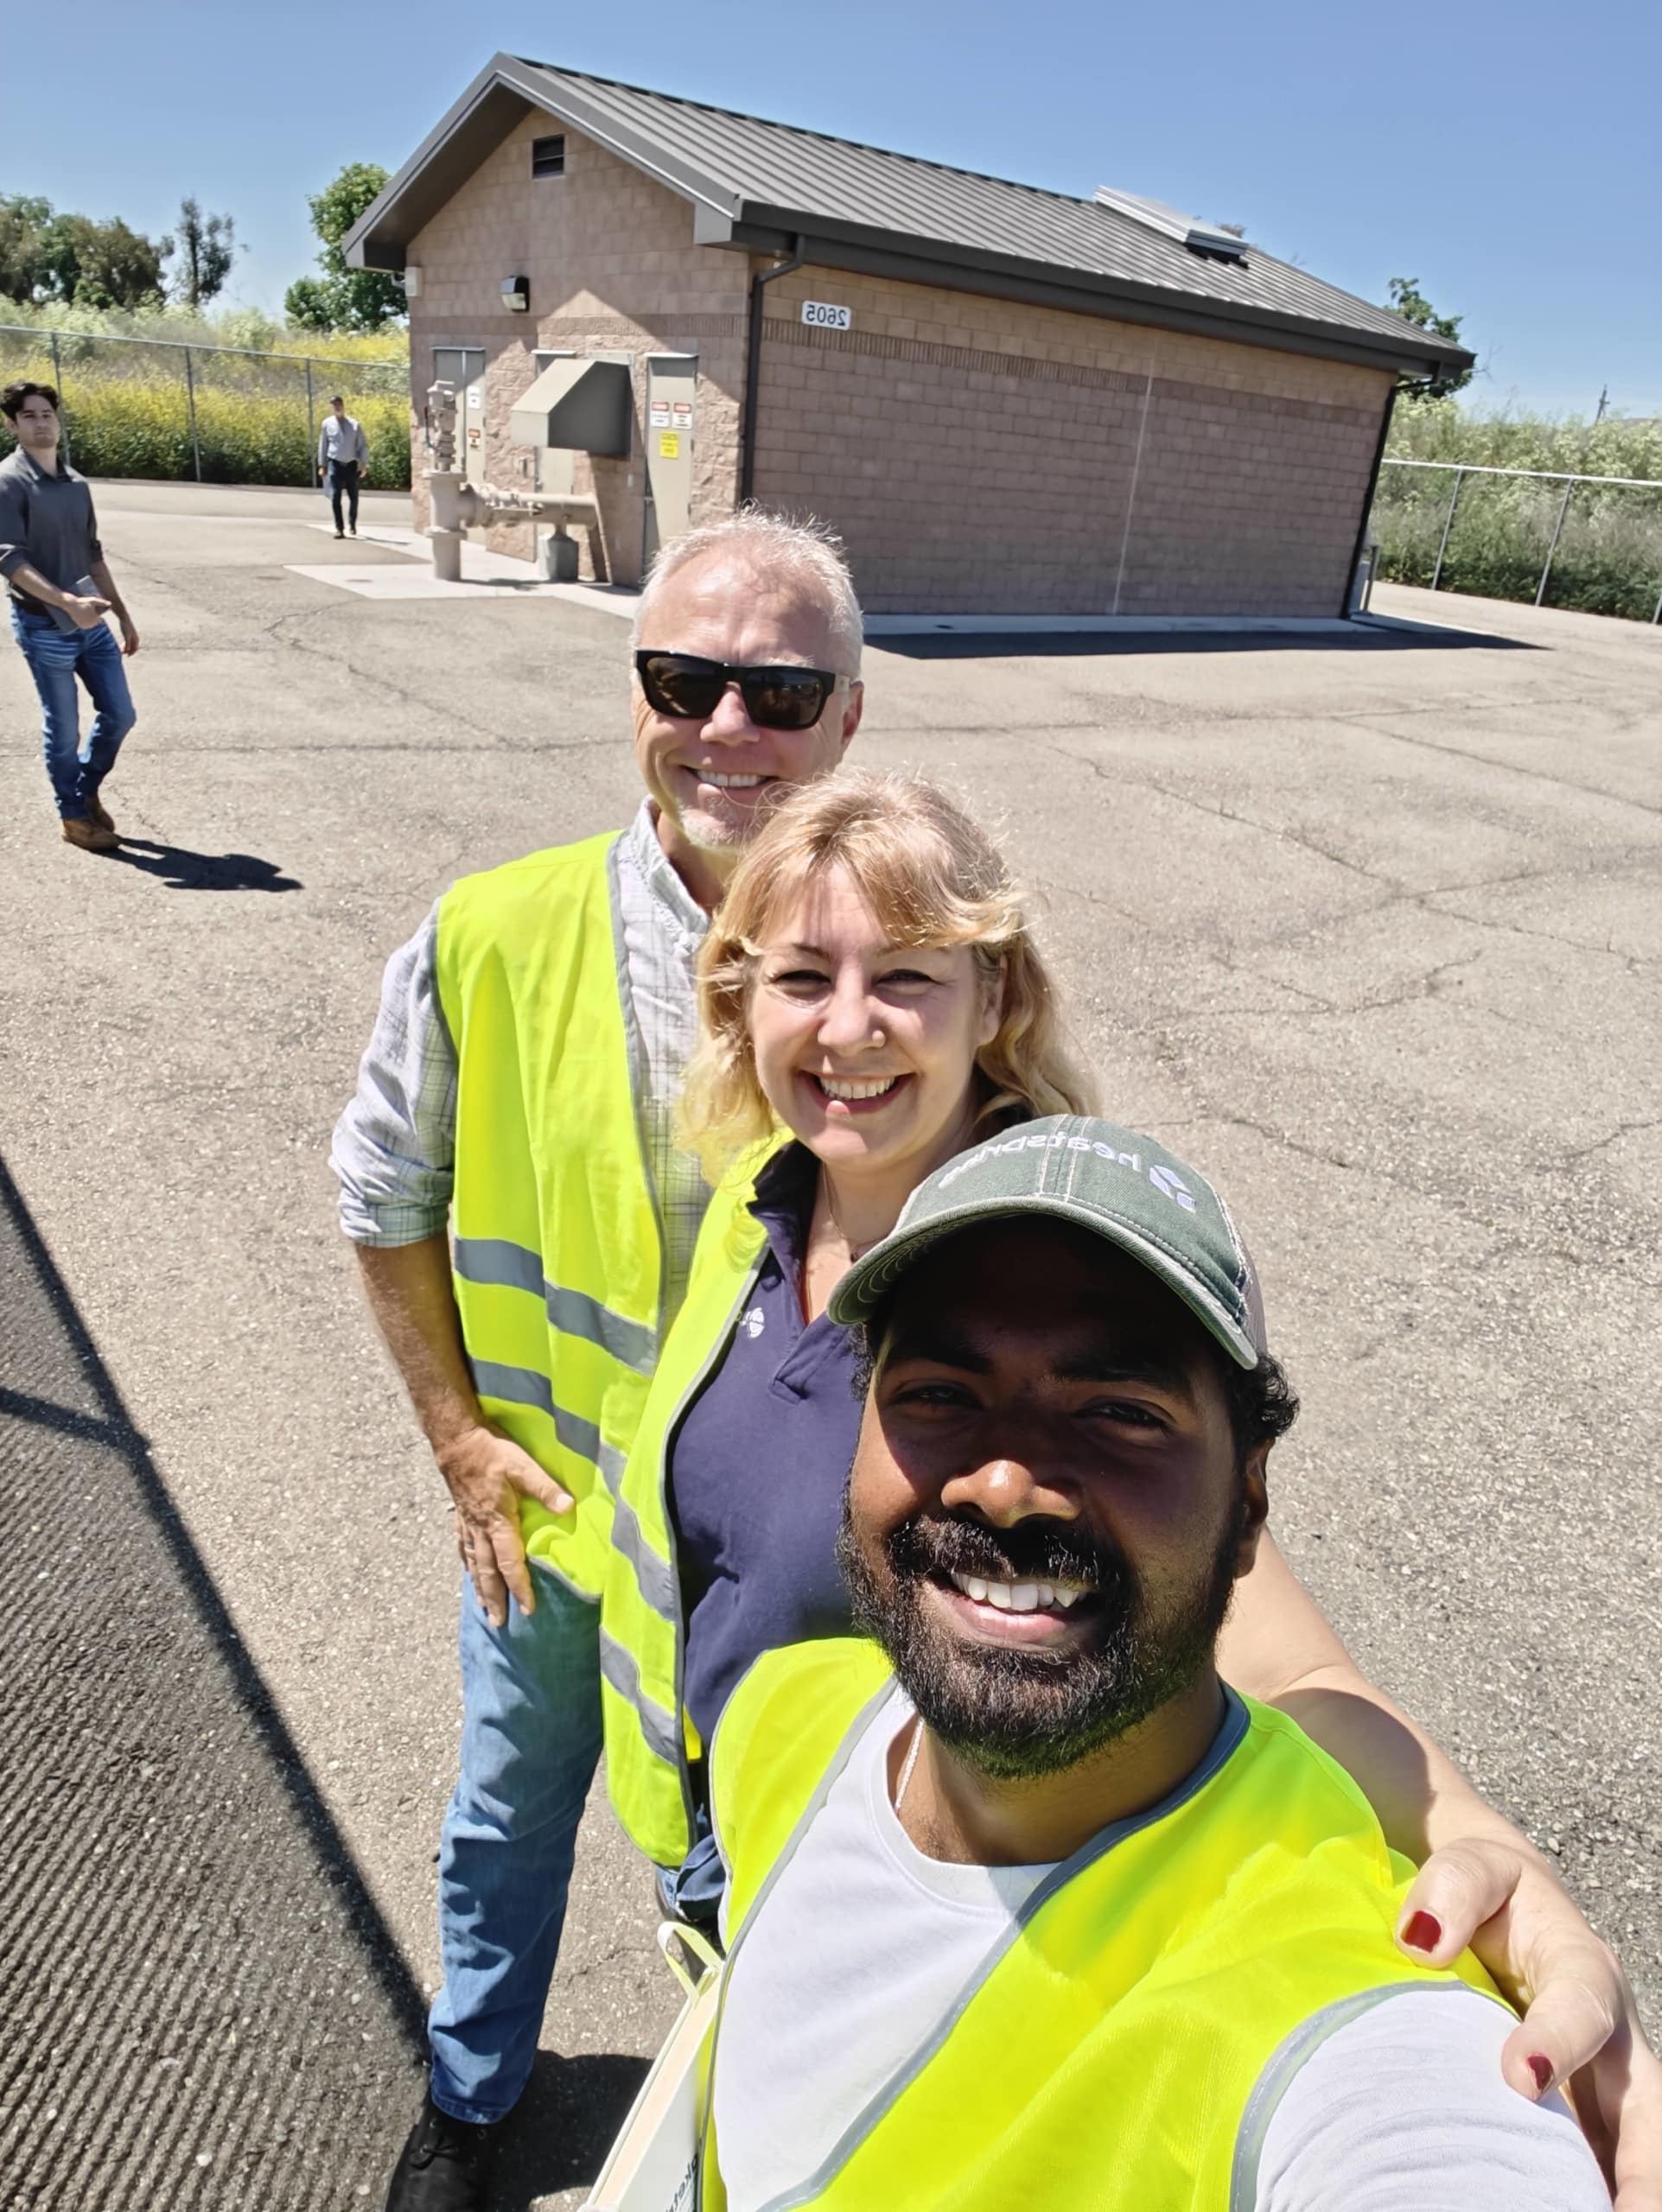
left=346, top=55, right=1471, bottom=618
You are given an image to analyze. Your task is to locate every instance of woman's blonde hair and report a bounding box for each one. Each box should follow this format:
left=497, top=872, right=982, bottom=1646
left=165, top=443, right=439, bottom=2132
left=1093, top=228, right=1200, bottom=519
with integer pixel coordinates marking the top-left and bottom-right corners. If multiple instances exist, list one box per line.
left=678, top=771, right=1098, bottom=1176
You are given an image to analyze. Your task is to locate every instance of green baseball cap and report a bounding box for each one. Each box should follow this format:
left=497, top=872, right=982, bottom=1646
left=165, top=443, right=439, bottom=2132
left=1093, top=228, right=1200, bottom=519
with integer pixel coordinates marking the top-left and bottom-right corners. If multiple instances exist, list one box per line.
left=828, top=1116, right=1267, bottom=1368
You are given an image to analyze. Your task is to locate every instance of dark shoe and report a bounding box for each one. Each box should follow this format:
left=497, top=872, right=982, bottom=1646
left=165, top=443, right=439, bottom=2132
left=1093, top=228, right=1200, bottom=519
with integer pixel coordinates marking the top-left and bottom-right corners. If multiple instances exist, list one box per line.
left=86, top=788, right=116, bottom=833
left=334, top=529, right=346, bottom=540
left=349, top=524, right=359, bottom=537
left=61, top=816, right=118, bottom=855
left=384, top=2092, right=499, bottom=2211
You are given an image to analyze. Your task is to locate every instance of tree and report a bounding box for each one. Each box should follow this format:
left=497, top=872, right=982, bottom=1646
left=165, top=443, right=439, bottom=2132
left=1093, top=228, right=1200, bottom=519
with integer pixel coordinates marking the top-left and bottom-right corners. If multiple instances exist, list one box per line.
left=169, top=196, right=239, bottom=309
left=283, top=275, right=344, bottom=333
left=0, top=194, right=52, bottom=301
left=0, top=195, right=169, bottom=308
left=35, top=211, right=169, bottom=308
left=1385, top=276, right=1474, bottom=399
left=283, top=162, right=404, bottom=334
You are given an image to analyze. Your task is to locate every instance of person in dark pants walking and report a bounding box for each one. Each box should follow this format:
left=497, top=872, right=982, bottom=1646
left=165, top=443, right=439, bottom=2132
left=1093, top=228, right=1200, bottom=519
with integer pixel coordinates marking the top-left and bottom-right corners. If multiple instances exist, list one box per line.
left=0, top=380, right=140, bottom=854
left=317, top=396, right=370, bottom=538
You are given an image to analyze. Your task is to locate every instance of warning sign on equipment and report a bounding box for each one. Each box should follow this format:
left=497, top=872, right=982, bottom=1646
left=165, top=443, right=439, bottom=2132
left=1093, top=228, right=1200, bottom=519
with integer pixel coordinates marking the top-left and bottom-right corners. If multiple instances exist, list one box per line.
left=659, top=433, right=680, bottom=458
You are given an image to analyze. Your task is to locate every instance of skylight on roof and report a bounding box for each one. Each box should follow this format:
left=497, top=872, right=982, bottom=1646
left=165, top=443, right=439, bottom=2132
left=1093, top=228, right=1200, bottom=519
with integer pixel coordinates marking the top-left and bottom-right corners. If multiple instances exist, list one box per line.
left=1093, top=187, right=1247, bottom=264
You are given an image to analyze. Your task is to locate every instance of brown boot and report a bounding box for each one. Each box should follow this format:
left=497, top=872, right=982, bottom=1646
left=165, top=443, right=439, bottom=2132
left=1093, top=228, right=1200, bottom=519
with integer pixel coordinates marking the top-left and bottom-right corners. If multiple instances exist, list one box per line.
left=61, top=816, right=118, bottom=855
left=86, top=788, right=116, bottom=833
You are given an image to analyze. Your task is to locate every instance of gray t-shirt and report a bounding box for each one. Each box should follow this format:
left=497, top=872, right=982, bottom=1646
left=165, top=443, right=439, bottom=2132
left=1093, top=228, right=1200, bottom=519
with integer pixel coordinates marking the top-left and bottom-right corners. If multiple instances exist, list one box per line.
left=713, top=1691, right=1608, bottom=2212
left=0, top=444, right=102, bottom=607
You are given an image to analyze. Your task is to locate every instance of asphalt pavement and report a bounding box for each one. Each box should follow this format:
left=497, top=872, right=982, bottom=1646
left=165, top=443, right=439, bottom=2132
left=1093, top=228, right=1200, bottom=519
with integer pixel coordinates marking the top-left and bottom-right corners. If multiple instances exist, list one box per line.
left=1, top=481, right=1657, bottom=2209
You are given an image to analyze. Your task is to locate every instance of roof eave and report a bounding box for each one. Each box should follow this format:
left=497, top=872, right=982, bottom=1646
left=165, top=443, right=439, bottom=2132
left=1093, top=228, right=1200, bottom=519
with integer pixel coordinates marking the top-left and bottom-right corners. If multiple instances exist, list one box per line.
left=707, top=206, right=1473, bottom=379
left=347, top=54, right=1474, bottom=381
left=344, top=53, right=743, bottom=268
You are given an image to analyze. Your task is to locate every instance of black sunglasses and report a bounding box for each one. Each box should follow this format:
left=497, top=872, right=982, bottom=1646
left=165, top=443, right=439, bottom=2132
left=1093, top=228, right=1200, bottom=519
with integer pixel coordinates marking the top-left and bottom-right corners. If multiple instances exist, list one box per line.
left=634, top=651, right=840, bottom=731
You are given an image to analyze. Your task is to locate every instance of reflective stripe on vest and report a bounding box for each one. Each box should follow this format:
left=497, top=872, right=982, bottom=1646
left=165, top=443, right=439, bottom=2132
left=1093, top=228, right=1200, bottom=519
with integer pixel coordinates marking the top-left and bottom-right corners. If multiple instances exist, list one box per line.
left=599, top=1147, right=780, bottom=1866
left=699, top=1640, right=1503, bottom=2212
left=453, top=1236, right=659, bottom=1375
left=435, top=832, right=668, bottom=1601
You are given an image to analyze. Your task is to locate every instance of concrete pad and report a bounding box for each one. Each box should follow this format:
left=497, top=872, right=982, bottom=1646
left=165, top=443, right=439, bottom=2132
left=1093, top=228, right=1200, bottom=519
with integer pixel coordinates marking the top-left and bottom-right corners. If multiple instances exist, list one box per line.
left=290, top=518, right=640, bottom=616
left=864, top=610, right=1363, bottom=636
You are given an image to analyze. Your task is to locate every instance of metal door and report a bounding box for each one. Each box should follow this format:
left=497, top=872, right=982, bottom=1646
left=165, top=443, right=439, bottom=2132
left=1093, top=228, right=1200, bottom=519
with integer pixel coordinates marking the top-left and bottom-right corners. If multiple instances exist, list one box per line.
left=434, top=347, right=487, bottom=483
left=643, top=355, right=697, bottom=569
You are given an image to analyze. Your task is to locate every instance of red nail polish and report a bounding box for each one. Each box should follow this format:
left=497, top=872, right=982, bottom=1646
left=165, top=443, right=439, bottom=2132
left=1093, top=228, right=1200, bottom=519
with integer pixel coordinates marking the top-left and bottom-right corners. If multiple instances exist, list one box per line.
left=1402, top=1910, right=1442, bottom=1953
left=1527, top=2055, right=1553, bottom=2094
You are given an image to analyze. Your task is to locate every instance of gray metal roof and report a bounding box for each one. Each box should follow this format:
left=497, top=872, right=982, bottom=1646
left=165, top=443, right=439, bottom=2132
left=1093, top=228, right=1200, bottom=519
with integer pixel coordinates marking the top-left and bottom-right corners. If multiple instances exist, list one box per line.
left=347, top=54, right=1473, bottom=378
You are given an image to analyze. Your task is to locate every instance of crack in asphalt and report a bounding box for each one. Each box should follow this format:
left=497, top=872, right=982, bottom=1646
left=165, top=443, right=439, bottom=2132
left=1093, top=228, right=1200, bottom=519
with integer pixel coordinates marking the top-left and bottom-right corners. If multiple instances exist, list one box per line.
left=1163, top=950, right=1487, bottom=1024
left=257, top=607, right=519, bottom=750
left=1345, top=717, right=1662, bottom=822
left=1416, top=899, right=1657, bottom=976
left=1557, top=1116, right=1662, bottom=1165
left=1044, top=738, right=1400, bottom=887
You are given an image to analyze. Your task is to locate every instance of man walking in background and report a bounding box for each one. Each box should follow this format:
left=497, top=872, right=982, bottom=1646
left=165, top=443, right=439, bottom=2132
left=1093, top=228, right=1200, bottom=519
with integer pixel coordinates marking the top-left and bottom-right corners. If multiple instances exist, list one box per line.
left=317, top=394, right=369, bottom=537
left=0, top=380, right=140, bottom=854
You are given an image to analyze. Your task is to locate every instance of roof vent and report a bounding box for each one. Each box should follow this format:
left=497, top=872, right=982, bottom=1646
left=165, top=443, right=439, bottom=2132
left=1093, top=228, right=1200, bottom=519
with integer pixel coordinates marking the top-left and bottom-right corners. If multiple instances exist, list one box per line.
left=1093, top=186, right=1247, bottom=264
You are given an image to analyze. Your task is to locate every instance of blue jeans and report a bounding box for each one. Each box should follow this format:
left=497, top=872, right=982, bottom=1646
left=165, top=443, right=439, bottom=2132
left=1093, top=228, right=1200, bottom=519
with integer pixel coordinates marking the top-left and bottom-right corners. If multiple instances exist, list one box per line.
left=10, top=603, right=137, bottom=821
left=328, top=459, right=360, bottom=532
left=428, top=1560, right=604, bottom=2125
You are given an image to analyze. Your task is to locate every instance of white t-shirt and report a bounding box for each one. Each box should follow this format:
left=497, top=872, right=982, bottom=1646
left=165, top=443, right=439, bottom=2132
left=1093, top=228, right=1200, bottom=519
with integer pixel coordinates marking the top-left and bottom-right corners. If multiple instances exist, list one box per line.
left=712, top=1692, right=1607, bottom=2212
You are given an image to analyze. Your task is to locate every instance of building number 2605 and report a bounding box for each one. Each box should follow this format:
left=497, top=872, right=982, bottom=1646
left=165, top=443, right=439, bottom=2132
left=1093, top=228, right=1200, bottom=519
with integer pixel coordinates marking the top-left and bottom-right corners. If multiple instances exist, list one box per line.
left=800, top=301, right=853, bottom=330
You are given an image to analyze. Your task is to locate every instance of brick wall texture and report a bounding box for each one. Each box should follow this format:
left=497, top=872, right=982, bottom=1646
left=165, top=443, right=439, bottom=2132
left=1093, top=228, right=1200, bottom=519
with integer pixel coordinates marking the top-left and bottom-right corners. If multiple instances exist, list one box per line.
left=404, top=111, right=1391, bottom=614
left=405, top=111, right=748, bottom=582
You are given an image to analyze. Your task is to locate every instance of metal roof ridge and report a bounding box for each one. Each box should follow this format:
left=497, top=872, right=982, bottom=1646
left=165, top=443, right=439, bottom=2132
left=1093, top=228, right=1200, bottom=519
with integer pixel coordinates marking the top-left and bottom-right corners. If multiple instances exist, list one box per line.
left=508, top=54, right=1129, bottom=217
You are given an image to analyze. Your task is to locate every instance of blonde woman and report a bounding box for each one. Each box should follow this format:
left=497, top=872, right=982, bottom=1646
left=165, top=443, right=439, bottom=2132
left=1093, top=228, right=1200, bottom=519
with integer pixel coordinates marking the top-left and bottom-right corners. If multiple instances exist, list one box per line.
left=599, top=772, right=1658, bottom=2181
left=601, top=771, right=1091, bottom=1906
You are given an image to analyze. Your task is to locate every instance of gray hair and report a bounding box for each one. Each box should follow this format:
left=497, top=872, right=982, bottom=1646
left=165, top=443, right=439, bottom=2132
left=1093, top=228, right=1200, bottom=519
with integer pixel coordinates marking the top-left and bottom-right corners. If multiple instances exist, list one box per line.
left=632, top=508, right=863, bottom=676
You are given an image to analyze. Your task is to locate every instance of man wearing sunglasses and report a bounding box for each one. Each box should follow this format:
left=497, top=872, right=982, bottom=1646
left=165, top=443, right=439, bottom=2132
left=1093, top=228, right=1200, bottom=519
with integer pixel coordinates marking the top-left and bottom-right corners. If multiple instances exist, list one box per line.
left=332, top=511, right=862, bottom=2212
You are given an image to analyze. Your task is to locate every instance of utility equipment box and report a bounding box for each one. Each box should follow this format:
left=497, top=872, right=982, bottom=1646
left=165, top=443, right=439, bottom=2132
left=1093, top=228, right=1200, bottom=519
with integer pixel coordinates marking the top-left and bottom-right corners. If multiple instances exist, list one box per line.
left=511, top=357, right=633, bottom=455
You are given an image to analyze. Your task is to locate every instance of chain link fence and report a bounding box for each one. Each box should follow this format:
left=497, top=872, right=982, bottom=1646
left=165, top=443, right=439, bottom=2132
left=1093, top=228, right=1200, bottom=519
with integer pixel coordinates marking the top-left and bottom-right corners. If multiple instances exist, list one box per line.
left=1368, top=455, right=1662, bottom=625
left=0, top=325, right=411, bottom=489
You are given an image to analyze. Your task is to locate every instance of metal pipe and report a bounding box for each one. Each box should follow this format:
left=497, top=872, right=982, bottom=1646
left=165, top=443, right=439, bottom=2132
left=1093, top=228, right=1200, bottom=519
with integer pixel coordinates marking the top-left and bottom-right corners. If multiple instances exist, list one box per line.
left=183, top=346, right=202, bottom=482
left=50, top=330, right=67, bottom=465
left=1381, top=456, right=1662, bottom=493
left=0, top=321, right=387, bottom=373
left=739, top=238, right=805, bottom=504
left=1430, top=467, right=1464, bottom=593
left=305, top=360, right=316, bottom=484
left=1340, top=378, right=1399, bottom=618
left=1536, top=480, right=1574, bottom=607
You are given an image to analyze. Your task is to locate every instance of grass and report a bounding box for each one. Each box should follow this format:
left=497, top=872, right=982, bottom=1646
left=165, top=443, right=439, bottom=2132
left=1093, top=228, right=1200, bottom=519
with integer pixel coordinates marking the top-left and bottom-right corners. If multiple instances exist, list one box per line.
left=1374, top=400, right=1662, bottom=622
left=0, top=321, right=411, bottom=490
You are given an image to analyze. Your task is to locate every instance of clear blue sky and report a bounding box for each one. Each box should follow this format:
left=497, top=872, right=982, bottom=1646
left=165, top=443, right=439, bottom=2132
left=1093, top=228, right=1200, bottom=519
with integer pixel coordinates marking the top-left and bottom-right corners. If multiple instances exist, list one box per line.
left=5, top=0, right=1658, bottom=417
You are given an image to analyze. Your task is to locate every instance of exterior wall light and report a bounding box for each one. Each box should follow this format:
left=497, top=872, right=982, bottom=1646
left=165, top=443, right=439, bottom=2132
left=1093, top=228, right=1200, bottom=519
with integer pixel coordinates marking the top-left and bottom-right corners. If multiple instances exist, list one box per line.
left=403, top=265, right=423, bottom=299
left=501, top=276, right=530, bottom=313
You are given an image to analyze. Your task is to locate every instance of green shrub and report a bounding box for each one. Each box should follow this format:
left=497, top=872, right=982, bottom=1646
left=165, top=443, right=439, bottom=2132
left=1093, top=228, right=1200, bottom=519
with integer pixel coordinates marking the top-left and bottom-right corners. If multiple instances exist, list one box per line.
left=1376, top=401, right=1662, bottom=621
left=0, top=337, right=411, bottom=488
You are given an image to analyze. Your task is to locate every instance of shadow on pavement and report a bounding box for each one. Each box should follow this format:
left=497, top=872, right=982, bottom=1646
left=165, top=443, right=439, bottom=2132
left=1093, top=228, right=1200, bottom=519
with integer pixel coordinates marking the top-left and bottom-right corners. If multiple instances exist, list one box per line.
left=0, top=1151, right=420, bottom=2207
left=0, top=1154, right=655, bottom=2210
left=490, top=2050, right=653, bottom=2210
left=873, top=618, right=1538, bottom=659
left=110, top=838, right=303, bottom=892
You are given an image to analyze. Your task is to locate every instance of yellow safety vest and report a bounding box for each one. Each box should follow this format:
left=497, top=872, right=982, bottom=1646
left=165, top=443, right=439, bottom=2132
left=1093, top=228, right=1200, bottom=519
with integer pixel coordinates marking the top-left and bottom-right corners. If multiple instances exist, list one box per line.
left=434, top=831, right=670, bottom=1601
left=599, top=1144, right=781, bottom=1863
left=700, top=1638, right=1504, bottom=2212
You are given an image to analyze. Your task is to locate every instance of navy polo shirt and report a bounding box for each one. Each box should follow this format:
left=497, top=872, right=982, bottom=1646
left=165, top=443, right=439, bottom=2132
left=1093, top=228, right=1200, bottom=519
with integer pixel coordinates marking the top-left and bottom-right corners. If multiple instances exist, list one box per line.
left=670, top=1142, right=861, bottom=1752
